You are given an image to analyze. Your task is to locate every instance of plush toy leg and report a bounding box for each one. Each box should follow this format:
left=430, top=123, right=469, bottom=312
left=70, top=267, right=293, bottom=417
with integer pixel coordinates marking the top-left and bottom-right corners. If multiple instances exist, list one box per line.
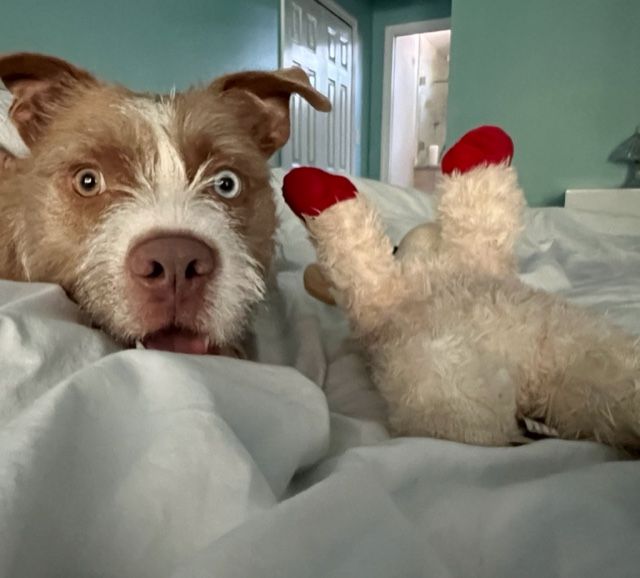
left=305, top=197, right=408, bottom=335
left=520, top=321, right=640, bottom=449
left=379, top=333, right=526, bottom=445
left=437, top=164, right=525, bottom=277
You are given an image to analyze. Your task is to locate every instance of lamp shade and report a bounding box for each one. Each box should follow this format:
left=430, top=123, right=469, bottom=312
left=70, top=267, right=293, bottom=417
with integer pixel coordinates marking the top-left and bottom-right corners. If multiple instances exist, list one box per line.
left=610, top=126, right=640, bottom=187
left=611, top=126, right=640, bottom=162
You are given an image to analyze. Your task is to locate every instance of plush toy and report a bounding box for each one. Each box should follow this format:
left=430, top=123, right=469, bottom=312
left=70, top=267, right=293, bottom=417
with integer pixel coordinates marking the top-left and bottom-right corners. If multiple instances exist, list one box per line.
left=282, top=126, right=640, bottom=449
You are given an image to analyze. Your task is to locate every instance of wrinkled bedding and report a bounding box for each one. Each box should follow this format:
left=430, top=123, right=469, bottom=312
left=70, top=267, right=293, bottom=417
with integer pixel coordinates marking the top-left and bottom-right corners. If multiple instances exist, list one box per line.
left=1, top=170, right=639, bottom=577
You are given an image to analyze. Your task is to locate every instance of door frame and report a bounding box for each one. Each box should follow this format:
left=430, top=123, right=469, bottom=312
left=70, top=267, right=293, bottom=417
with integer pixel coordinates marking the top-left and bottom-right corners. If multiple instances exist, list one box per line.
left=380, top=18, right=451, bottom=183
left=279, top=0, right=360, bottom=174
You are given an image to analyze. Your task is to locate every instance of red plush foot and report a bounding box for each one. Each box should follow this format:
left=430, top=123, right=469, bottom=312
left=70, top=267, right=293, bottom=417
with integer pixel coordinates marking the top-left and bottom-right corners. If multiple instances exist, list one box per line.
left=283, top=167, right=357, bottom=218
left=441, top=125, right=514, bottom=176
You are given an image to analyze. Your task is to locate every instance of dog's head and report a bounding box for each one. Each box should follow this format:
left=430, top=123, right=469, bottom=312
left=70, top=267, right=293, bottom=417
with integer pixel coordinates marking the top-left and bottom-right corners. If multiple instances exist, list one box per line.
left=0, top=53, right=330, bottom=354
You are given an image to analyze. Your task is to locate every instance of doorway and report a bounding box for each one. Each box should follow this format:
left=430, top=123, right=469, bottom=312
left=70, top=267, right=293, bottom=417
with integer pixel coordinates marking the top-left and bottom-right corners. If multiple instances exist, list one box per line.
left=381, top=19, right=451, bottom=191
left=280, top=0, right=357, bottom=174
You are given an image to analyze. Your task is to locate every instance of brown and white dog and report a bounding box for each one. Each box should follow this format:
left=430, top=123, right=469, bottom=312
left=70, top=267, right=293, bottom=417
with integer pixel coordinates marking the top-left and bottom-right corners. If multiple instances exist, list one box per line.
left=0, top=53, right=330, bottom=355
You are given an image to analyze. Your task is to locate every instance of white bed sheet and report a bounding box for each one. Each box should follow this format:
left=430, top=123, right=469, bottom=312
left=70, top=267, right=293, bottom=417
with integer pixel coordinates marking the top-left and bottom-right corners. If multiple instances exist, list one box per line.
left=1, top=170, right=639, bottom=577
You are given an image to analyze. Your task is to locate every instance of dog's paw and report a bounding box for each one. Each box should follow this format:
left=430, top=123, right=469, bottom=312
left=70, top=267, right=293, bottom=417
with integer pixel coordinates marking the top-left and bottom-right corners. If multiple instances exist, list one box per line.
left=282, top=167, right=357, bottom=218
left=441, top=125, right=514, bottom=176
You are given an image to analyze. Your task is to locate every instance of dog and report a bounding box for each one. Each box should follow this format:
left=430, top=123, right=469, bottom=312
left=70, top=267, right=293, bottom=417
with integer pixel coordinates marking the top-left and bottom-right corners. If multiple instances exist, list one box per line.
left=0, top=52, right=330, bottom=356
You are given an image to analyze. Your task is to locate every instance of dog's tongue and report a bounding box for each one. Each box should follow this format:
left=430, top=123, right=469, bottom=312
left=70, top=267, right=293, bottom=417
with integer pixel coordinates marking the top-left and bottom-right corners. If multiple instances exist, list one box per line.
left=142, top=328, right=212, bottom=355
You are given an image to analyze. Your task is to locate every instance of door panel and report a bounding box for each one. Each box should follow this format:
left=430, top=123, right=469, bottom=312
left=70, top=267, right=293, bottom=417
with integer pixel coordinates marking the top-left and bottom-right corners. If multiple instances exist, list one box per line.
left=282, top=0, right=353, bottom=174
left=325, top=7, right=351, bottom=173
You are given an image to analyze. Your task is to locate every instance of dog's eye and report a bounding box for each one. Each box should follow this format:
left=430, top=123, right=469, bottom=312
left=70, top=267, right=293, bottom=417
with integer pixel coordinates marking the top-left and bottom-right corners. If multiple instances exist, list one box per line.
left=212, top=170, right=241, bottom=199
left=72, top=168, right=105, bottom=197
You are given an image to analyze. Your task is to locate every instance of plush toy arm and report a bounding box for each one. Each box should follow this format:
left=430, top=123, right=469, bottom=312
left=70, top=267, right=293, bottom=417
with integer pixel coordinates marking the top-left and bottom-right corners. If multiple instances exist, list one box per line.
left=283, top=168, right=408, bottom=334
left=438, top=125, right=524, bottom=276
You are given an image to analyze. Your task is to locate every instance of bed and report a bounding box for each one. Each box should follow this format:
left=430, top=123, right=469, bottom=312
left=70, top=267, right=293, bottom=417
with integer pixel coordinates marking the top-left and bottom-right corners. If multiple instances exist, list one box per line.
left=1, top=168, right=639, bottom=577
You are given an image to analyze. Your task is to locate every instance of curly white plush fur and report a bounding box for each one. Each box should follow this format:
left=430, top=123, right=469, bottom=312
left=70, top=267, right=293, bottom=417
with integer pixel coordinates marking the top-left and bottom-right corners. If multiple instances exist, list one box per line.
left=304, top=164, right=640, bottom=448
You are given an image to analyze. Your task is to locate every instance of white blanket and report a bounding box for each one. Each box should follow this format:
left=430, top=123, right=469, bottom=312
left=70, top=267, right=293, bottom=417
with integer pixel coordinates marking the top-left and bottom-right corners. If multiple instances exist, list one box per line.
left=1, top=171, right=640, bottom=578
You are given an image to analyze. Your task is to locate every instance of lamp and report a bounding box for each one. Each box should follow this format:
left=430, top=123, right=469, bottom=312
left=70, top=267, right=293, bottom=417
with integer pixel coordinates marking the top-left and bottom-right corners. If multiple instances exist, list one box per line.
left=610, top=126, right=640, bottom=187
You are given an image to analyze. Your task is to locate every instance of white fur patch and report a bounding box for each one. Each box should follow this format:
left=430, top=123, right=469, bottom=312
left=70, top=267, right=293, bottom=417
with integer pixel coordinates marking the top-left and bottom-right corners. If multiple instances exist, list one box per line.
left=128, top=97, right=188, bottom=199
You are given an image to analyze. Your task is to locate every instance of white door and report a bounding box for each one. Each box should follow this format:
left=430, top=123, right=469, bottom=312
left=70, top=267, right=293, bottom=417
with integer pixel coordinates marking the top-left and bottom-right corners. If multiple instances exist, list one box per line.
left=281, top=0, right=354, bottom=174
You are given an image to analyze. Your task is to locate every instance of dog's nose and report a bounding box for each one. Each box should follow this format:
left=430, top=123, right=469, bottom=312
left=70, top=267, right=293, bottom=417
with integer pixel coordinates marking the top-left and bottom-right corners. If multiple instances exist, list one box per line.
left=127, top=235, right=216, bottom=296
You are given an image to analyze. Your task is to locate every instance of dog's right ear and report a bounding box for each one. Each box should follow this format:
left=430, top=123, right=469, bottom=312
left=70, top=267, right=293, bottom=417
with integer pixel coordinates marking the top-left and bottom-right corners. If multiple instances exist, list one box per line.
left=211, top=67, right=331, bottom=157
left=0, top=52, right=97, bottom=149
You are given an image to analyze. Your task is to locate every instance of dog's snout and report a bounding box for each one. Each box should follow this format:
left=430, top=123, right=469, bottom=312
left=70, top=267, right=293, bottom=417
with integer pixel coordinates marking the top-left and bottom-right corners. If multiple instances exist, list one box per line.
left=127, top=235, right=216, bottom=293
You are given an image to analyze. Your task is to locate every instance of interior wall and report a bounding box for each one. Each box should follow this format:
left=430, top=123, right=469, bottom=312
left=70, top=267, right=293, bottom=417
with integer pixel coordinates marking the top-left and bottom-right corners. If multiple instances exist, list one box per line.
left=4, top=0, right=637, bottom=194
left=0, top=0, right=279, bottom=91
left=388, top=35, right=419, bottom=188
left=447, top=0, right=640, bottom=206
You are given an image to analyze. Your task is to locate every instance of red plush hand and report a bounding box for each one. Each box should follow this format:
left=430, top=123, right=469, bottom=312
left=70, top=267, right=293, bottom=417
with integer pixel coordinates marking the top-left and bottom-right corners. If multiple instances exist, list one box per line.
left=282, top=167, right=357, bottom=218
left=441, top=125, right=514, bottom=176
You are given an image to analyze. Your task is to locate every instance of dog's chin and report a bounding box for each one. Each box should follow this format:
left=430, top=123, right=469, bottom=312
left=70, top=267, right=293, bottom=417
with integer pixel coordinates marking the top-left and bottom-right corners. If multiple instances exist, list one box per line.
left=138, top=327, right=220, bottom=355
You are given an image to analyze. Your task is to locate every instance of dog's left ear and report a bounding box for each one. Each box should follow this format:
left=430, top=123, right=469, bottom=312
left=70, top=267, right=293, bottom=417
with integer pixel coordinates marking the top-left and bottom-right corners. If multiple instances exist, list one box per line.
left=211, top=67, right=331, bottom=157
left=0, top=52, right=97, bottom=148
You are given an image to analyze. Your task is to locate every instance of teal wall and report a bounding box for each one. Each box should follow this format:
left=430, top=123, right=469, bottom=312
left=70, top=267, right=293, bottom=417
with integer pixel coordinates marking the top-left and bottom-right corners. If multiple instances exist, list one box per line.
left=0, top=0, right=279, bottom=92
left=448, top=0, right=640, bottom=206
left=368, top=0, right=452, bottom=179
left=10, top=0, right=634, bottom=198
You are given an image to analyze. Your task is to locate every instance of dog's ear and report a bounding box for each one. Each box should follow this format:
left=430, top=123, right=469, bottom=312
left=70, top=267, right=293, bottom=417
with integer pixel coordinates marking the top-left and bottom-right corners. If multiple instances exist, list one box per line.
left=211, top=67, right=331, bottom=157
left=0, top=52, right=97, bottom=148
left=0, top=79, right=33, bottom=175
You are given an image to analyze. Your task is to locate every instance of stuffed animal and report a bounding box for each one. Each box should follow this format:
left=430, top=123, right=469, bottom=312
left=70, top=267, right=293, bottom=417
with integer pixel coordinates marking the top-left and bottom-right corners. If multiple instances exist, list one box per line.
left=282, top=126, right=640, bottom=449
